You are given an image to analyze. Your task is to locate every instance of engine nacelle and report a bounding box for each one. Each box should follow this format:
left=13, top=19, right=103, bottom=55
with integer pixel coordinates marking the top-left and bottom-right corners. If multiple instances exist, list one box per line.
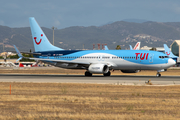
left=88, top=64, right=109, bottom=74
left=121, top=70, right=140, bottom=73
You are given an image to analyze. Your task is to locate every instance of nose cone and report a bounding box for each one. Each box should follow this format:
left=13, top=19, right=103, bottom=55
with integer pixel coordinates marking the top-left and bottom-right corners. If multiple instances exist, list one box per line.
left=168, top=58, right=176, bottom=66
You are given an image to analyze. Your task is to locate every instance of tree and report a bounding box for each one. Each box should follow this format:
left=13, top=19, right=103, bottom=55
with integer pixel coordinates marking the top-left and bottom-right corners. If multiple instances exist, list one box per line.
left=29, top=49, right=33, bottom=57
left=116, top=45, right=121, bottom=50
left=150, top=47, right=157, bottom=51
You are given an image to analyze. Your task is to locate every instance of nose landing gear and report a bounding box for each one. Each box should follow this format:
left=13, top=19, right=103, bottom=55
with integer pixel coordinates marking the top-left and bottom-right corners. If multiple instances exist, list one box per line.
left=156, top=69, right=167, bottom=77
left=156, top=72, right=161, bottom=77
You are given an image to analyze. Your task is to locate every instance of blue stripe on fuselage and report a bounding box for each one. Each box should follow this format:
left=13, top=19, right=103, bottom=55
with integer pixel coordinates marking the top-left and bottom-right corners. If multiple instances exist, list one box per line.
left=33, top=50, right=169, bottom=65
left=34, top=50, right=82, bottom=56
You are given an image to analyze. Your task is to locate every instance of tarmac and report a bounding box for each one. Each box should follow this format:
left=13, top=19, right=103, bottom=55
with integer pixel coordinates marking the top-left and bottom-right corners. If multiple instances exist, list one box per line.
left=0, top=74, right=179, bottom=85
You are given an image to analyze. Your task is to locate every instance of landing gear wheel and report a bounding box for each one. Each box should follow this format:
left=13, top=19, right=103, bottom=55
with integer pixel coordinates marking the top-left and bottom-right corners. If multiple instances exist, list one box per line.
left=156, top=73, right=161, bottom=77
left=85, top=71, right=92, bottom=76
left=103, top=71, right=111, bottom=76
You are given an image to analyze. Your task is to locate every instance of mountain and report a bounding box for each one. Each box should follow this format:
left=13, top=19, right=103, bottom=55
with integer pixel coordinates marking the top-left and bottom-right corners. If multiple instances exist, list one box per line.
left=0, top=21, right=180, bottom=52
left=122, top=19, right=149, bottom=23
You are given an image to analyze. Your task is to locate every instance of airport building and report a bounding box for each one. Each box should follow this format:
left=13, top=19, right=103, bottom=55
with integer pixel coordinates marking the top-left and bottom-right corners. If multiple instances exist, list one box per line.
left=140, top=46, right=165, bottom=52
left=171, top=40, right=180, bottom=57
left=140, top=40, right=180, bottom=56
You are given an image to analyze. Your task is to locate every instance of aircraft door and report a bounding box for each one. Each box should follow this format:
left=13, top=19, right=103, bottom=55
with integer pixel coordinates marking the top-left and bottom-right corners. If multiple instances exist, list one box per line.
left=98, top=55, right=101, bottom=61
left=149, top=54, right=154, bottom=63
left=98, top=55, right=105, bottom=61
left=102, top=55, right=105, bottom=61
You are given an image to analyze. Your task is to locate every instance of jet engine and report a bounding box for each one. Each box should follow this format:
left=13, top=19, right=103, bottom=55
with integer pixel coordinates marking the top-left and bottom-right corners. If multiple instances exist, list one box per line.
left=88, top=64, right=109, bottom=74
left=121, top=70, right=140, bottom=73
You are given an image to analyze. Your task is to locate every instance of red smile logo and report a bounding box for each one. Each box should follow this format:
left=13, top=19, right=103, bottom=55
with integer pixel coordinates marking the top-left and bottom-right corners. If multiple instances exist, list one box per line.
left=166, top=51, right=171, bottom=55
left=34, top=34, right=43, bottom=45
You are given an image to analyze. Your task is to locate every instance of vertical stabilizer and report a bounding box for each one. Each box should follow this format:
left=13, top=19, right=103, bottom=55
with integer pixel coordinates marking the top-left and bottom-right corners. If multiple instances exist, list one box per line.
left=133, top=42, right=140, bottom=50
left=164, top=44, right=177, bottom=58
left=29, top=17, right=63, bottom=52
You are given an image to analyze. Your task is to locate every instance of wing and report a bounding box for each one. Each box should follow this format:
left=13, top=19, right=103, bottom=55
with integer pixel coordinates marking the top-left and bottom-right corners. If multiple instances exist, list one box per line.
left=29, top=57, right=90, bottom=68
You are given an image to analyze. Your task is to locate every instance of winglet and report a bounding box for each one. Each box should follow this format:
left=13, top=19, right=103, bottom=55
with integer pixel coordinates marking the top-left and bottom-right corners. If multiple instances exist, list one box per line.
left=129, top=45, right=133, bottom=50
left=13, top=45, right=23, bottom=62
left=104, top=45, right=109, bottom=50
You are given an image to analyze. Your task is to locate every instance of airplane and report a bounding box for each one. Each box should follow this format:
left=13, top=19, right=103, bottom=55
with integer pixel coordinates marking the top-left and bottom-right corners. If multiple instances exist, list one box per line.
left=14, top=17, right=176, bottom=77
left=130, top=42, right=141, bottom=50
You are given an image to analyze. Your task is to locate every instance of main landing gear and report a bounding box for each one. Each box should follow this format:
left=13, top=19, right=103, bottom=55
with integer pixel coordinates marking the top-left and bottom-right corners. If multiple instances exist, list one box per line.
left=85, top=71, right=92, bottom=76
left=156, top=72, right=161, bottom=77
left=103, top=71, right=111, bottom=76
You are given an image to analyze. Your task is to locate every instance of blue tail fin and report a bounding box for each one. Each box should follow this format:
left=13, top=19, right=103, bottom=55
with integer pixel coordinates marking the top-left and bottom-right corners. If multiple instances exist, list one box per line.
left=163, top=44, right=177, bottom=58
left=29, top=17, right=63, bottom=52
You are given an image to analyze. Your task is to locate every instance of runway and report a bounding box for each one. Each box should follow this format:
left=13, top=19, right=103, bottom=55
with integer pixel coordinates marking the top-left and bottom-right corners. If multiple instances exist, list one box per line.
left=0, top=74, right=180, bottom=85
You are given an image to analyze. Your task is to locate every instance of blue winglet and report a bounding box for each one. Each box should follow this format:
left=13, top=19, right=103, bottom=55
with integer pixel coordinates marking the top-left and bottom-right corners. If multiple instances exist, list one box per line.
left=129, top=45, right=133, bottom=50
left=104, top=45, right=109, bottom=50
left=13, top=45, right=23, bottom=62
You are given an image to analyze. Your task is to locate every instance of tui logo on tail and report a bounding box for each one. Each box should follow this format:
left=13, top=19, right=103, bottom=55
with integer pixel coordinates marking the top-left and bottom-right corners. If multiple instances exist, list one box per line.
left=166, top=51, right=171, bottom=55
left=34, top=34, right=43, bottom=45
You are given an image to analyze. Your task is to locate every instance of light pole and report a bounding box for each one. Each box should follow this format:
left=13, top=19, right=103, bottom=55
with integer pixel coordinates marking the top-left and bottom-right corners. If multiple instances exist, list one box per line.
left=3, top=39, right=5, bottom=52
left=3, top=40, right=4, bottom=52
left=52, top=26, right=57, bottom=45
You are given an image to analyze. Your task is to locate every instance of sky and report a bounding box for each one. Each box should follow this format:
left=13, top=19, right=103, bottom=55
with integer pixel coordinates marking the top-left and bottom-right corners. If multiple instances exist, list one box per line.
left=1, top=0, right=180, bottom=29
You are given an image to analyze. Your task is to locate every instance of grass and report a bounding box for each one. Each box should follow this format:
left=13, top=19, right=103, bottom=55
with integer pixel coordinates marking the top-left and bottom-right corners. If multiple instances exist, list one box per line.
left=0, top=82, right=180, bottom=119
